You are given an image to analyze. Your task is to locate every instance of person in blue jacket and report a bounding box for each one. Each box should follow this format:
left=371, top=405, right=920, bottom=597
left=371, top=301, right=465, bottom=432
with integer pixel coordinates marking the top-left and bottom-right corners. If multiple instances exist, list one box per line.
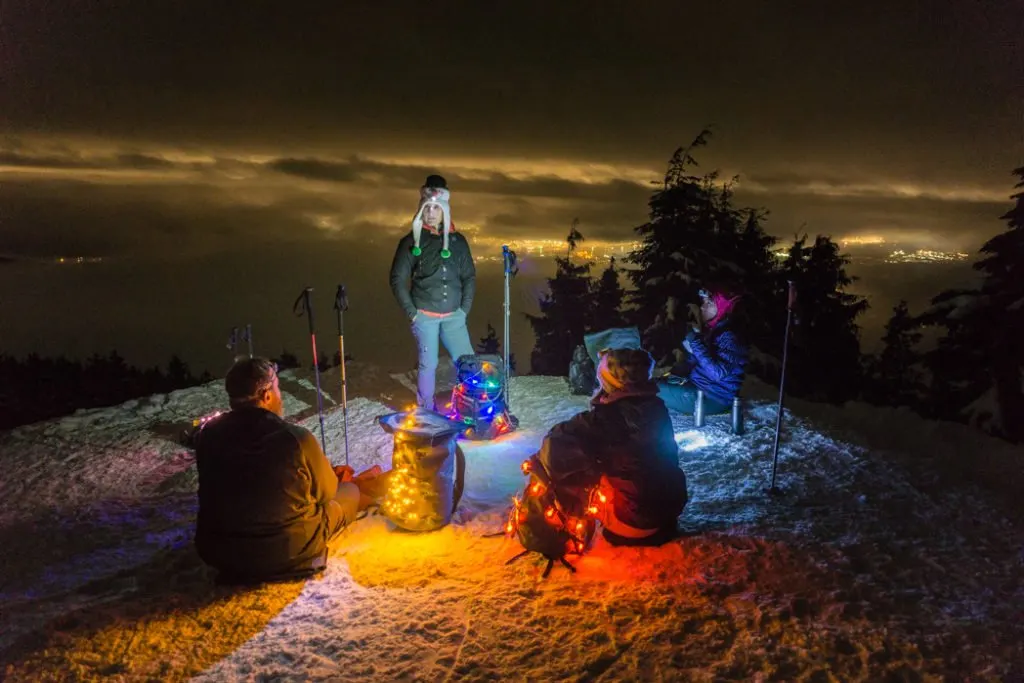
left=657, top=287, right=747, bottom=415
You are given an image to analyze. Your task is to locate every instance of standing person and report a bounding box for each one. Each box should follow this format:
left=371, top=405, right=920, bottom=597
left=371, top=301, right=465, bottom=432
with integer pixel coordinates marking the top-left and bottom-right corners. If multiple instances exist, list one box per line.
left=390, top=174, right=477, bottom=410
left=657, top=286, right=747, bottom=415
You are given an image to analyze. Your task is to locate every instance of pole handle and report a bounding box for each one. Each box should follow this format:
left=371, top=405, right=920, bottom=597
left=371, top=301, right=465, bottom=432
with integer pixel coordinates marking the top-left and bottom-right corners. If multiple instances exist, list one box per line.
left=293, top=287, right=316, bottom=334
left=334, top=284, right=349, bottom=335
left=334, top=284, right=349, bottom=312
left=502, top=245, right=518, bottom=276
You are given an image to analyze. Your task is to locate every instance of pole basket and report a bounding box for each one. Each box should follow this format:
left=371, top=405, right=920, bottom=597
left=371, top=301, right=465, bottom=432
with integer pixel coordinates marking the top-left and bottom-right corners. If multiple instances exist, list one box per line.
left=446, top=354, right=517, bottom=441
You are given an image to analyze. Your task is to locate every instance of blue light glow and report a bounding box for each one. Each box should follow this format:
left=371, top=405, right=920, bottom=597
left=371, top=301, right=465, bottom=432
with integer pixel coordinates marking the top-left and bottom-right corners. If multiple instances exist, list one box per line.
left=674, top=430, right=708, bottom=452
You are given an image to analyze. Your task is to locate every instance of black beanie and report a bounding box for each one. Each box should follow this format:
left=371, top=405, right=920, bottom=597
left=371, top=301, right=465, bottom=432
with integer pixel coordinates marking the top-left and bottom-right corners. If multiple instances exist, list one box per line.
left=424, top=174, right=448, bottom=189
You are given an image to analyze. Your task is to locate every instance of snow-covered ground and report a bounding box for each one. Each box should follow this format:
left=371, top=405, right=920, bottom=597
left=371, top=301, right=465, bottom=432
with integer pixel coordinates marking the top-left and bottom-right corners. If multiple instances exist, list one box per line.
left=1, top=369, right=1023, bottom=681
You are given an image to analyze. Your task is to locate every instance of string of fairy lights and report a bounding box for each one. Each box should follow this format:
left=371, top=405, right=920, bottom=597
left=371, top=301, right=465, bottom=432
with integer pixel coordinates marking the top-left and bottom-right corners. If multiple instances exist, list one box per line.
left=382, top=464, right=423, bottom=525
left=446, top=360, right=513, bottom=437
left=505, top=458, right=610, bottom=556
left=382, top=411, right=442, bottom=529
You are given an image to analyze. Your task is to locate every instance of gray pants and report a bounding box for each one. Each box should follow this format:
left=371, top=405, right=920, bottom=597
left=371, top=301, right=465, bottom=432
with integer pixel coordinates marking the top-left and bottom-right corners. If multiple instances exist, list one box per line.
left=656, top=379, right=729, bottom=415
left=410, top=309, right=475, bottom=409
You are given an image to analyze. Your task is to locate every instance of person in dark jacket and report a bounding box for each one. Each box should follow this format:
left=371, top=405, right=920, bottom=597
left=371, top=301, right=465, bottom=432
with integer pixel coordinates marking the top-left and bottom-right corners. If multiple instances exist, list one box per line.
left=657, top=287, right=748, bottom=415
left=390, top=174, right=477, bottom=410
left=194, top=357, right=379, bottom=582
left=536, top=348, right=688, bottom=546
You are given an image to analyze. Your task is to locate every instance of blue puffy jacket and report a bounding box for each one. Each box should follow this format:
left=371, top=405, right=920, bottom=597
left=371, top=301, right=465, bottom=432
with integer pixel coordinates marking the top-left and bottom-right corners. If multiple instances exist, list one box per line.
left=686, top=322, right=747, bottom=406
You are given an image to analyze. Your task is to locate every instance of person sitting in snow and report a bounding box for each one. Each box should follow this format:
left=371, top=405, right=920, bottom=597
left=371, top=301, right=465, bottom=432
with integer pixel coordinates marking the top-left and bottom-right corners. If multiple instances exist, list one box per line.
left=194, top=357, right=381, bottom=583
left=657, top=286, right=748, bottom=416
left=535, top=348, right=688, bottom=546
left=389, top=174, right=477, bottom=411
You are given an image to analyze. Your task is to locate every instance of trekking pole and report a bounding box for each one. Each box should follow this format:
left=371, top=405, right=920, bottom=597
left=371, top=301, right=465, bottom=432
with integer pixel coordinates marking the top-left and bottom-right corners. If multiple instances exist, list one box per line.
left=226, top=327, right=239, bottom=358
left=234, top=325, right=252, bottom=360
left=767, top=280, right=797, bottom=496
left=501, top=245, right=517, bottom=409
left=334, top=284, right=350, bottom=466
left=293, top=287, right=328, bottom=455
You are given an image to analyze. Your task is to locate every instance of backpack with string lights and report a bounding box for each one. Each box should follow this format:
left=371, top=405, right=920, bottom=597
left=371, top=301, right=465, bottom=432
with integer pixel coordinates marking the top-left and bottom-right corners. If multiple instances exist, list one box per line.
left=447, top=354, right=518, bottom=440
left=502, top=454, right=611, bottom=578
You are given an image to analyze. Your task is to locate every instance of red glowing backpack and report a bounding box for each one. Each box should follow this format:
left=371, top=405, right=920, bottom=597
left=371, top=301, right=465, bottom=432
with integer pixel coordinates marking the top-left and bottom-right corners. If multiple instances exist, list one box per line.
left=503, top=456, right=610, bottom=578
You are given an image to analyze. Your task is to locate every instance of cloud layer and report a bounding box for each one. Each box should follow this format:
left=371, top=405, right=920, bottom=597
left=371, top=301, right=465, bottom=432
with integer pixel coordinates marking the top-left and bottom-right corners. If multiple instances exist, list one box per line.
left=1, top=138, right=1016, bottom=264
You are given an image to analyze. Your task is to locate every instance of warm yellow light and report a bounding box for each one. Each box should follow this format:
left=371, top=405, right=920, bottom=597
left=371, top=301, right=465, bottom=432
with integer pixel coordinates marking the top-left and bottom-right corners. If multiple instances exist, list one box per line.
left=838, top=234, right=887, bottom=246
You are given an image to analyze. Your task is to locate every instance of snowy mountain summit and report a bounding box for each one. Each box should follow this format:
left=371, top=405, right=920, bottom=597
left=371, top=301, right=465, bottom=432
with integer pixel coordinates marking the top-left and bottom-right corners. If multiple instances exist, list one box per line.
left=1, top=370, right=1023, bottom=681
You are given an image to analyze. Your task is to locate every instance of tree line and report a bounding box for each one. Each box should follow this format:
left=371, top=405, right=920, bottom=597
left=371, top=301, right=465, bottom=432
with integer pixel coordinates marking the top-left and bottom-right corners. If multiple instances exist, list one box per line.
left=0, top=352, right=212, bottom=431
left=526, top=130, right=1023, bottom=443
left=0, top=348, right=358, bottom=431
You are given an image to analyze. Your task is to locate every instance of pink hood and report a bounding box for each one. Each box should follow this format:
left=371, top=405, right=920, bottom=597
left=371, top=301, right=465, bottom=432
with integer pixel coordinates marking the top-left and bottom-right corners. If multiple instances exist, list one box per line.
left=706, top=291, right=741, bottom=328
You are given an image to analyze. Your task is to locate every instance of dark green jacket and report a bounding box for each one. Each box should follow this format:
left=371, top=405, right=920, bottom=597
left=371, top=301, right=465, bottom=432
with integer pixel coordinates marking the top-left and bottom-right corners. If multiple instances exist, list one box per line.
left=194, top=407, right=340, bottom=580
left=389, top=229, right=476, bottom=320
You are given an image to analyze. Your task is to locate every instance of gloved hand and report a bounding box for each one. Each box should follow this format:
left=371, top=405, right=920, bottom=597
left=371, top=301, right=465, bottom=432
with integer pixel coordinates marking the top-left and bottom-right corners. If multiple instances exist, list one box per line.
left=334, top=465, right=355, bottom=482
left=652, top=364, right=674, bottom=378
left=683, top=326, right=700, bottom=351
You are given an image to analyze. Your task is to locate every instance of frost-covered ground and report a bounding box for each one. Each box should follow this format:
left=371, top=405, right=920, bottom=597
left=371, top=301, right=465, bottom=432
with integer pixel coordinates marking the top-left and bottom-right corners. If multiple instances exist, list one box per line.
left=1, top=367, right=1023, bottom=681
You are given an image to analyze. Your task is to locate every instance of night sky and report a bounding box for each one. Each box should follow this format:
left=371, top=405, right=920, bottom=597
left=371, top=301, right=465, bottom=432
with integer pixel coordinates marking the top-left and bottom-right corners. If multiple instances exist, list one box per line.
left=1, top=1, right=1021, bottom=372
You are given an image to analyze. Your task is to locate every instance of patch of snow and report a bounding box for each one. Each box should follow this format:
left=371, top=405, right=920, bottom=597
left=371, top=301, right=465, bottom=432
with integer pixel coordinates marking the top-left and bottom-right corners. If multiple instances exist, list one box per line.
left=1, top=370, right=1023, bottom=680
left=963, top=384, right=1001, bottom=436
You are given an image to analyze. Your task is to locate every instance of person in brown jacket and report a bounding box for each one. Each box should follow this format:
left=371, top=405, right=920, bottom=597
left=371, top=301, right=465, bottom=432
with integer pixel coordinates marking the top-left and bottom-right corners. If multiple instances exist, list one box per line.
left=194, top=357, right=378, bottom=582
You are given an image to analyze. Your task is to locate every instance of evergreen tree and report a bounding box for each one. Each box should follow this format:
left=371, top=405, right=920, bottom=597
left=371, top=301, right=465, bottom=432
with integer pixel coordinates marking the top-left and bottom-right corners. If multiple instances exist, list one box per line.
left=0, top=350, right=207, bottom=430
left=782, top=235, right=868, bottom=403
left=732, top=209, right=784, bottom=360
left=477, top=323, right=501, bottom=354
left=527, top=229, right=594, bottom=375
left=275, top=350, right=301, bottom=370
left=922, top=166, right=1024, bottom=441
left=166, top=355, right=193, bottom=388
left=476, top=322, right=516, bottom=371
left=316, top=352, right=331, bottom=372
left=866, top=300, right=924, bottom=407
left=971, top=166, right=1024, bottom=440
left=627, top=130, right=777, bottom=366
left=919, top=287, right=987, bottom=420
left=567, top=218, right=584, bottom=256
left=591, top=256, right=627, bottom=331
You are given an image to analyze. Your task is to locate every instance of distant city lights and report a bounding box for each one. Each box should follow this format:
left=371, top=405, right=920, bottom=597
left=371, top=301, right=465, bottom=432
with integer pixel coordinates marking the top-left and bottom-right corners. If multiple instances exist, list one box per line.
left=56, top=256, right=104, bottom=264
left=884, top=249, right=970, bottom=264
left=472, top=238, right=641, bottom=263
left=839, top=235, right=888, bottom=246
left=471, top=238, right=972, bottom=266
